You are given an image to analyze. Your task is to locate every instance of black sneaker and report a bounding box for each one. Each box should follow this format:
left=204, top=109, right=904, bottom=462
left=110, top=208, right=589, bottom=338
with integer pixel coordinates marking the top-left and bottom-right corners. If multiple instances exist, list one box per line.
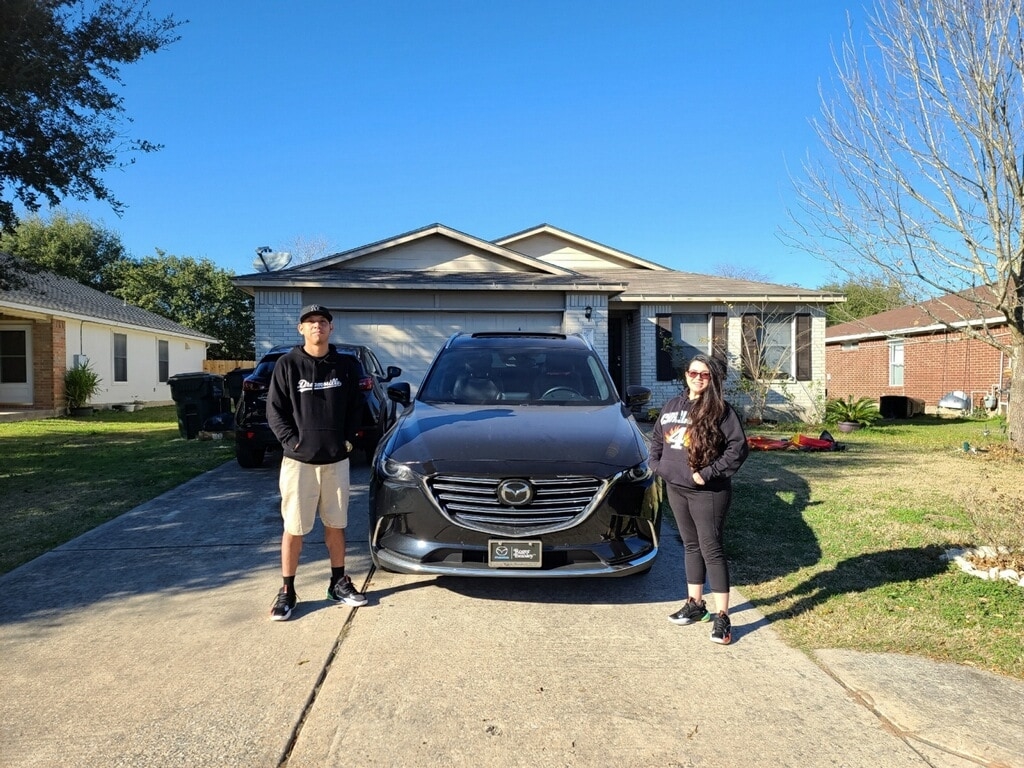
left=327, top=575, right=368, bottom=607
left=668, top=598, right=710, bottom=625
left=270, top=587, right=296, bottom=621
left=711, top=611, right=732, bottom=645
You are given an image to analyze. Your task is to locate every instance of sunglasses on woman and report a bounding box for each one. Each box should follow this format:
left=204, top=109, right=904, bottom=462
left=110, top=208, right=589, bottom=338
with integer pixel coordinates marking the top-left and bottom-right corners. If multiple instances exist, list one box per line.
left=686, top=370, right=711, bottom=381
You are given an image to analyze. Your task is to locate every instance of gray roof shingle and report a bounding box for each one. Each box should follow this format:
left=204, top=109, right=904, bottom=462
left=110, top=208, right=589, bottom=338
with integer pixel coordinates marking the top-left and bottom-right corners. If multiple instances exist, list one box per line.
left=0, top=261, right=219, bottom=342
left=826, top=286, right=1004, bottom=341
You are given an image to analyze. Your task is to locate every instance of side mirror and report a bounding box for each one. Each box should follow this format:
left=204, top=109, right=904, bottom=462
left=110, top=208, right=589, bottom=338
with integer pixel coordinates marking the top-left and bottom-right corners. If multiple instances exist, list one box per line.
left=384, top=365, right=402, bottom=382
left=625, top=385, right=652, bottom=408
left=387, top=382, right=412, bottom=407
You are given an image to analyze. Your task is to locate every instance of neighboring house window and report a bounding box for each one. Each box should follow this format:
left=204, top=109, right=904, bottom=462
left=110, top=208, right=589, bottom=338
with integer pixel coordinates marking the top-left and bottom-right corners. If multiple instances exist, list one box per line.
left=0, top=330, right=28, bottom=384
left=889, top=340, right=904, bottom=386
left=114, top=333, right=128, bottom=382
left=841, top=342, right=859, bottom=351
left=741, top=313, right=812, bottom=381
left=656, top=313, right=727, bottom=381
left=158, top=340, right=169, bottom=383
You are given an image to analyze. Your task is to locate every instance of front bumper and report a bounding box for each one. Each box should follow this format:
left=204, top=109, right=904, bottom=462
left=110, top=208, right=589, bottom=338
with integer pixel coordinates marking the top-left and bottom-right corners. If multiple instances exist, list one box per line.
left=370, top=476, right=661, bottom=578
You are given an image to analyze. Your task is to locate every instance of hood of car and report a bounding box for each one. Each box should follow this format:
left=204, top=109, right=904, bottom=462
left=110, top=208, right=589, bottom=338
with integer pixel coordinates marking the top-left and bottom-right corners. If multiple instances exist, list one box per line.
left=384, top=402, right=648, bottom=476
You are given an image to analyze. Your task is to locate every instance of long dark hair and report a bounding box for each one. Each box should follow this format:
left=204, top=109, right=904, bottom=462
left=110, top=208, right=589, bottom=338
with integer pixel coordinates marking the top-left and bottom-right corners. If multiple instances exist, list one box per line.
left=686, top=353, right=727, bottom=469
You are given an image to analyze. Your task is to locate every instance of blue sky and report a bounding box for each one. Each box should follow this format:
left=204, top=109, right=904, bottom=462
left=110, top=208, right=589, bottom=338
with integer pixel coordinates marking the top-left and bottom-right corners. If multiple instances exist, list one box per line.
left=57, top=1, right=867, bottom=288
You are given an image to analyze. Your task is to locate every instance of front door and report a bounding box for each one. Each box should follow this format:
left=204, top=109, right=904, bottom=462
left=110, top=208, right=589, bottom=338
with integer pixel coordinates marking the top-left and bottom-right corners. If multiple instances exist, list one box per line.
left=608, top=316, right=624, bottom=396
left=0, top=325, right=33, bottom=405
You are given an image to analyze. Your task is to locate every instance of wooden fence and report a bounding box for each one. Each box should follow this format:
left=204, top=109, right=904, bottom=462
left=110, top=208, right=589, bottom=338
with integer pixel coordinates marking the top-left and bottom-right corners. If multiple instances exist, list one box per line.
left=203, top=360, right=256, bottom=375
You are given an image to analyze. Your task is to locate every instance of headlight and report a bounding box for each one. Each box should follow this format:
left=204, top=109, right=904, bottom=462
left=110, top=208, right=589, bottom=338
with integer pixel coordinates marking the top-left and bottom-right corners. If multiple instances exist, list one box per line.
left=379, top=457, right=420, bottom=485
left=621, top=461, right=652, bottom=483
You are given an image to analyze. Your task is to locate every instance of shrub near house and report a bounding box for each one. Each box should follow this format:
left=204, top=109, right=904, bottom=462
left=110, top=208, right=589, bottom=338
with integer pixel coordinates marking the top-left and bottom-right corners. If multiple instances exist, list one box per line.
left=825, top=396, right=881, bottom=427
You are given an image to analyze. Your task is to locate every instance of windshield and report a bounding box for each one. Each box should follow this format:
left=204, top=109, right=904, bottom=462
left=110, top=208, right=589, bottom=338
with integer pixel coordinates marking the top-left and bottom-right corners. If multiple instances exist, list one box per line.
left=417, top=346, right=616, bottom=405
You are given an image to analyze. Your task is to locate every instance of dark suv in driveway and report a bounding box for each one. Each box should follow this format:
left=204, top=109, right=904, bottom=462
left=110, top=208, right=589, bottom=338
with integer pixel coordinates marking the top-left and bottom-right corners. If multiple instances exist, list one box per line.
left=369, top=332, right=659, bottom=577
left=234, top=343, right=402, bottom=468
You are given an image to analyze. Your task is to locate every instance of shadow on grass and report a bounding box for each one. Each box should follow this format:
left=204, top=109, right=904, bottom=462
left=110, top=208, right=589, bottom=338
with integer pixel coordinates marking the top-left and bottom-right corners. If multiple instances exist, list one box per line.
left=726, top=451, right=823, bottom=587
left=754, top=545, right=947, bottom=622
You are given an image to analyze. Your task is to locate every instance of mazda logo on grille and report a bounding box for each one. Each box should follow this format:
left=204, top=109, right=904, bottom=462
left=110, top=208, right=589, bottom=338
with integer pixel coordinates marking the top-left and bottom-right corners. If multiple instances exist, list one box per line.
left=497, top=479, right=533, bottom=506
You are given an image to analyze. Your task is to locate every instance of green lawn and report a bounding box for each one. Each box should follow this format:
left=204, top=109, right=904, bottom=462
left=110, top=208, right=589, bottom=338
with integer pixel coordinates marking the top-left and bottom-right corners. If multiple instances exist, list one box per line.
left=724, top=417, right=1023, bottom=678
left=0, top=406, right=234, bottom=574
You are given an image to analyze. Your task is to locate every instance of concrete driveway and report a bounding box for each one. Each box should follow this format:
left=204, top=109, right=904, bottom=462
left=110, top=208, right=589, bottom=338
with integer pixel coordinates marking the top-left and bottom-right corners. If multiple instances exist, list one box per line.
left=1, top=458, right=1021, bottom=767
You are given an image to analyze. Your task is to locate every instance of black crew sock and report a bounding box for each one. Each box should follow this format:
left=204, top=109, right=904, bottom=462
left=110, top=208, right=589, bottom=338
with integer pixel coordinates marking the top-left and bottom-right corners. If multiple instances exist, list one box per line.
left=282, top=575, right=296, bottom=594
left=330, top=566, right=346, bottom=588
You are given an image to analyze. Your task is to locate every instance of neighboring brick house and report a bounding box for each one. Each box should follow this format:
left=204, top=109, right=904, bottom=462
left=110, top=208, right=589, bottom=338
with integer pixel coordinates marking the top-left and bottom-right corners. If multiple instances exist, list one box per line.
left=0, top=260, right=218, bottom=414
left=232, top=223, right=843, bottom=421
left=825, top=287, right=1012, bottom=415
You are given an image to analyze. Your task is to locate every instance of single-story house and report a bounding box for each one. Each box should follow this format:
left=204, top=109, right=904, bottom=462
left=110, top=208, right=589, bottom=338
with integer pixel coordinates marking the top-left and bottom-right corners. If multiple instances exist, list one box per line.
left=825, top=286, right=1013, bottom=415
left=232, top=224, right=842, bottom=421
left=0, top=260, right=219, bottom=415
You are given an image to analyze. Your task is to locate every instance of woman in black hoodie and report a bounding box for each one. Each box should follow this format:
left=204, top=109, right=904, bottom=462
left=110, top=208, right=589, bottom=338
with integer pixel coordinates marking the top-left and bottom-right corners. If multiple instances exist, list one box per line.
left=649, top=353, right=749, bottom=645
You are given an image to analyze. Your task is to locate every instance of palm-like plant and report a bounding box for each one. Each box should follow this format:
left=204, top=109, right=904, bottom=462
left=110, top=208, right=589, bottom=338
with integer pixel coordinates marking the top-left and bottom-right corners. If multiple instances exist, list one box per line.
left=825, top=396, right=881, bottom=427
left=64, top=362, right=102, bottom=412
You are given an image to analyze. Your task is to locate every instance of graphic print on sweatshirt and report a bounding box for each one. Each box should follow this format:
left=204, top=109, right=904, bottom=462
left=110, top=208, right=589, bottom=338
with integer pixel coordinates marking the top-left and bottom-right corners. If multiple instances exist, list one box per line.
left=660, top=409, right=691, bottom=451
left=297, top=377, right=342, bottom=394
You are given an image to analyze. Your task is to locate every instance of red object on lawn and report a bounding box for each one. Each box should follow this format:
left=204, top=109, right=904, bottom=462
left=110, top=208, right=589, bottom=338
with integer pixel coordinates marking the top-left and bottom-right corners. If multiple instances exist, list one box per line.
left=747, top=432, right=841, bottom=451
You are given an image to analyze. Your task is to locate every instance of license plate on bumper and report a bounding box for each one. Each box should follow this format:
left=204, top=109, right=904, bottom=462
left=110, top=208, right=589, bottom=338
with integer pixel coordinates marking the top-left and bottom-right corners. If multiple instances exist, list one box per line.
left=488, top=539, right=542, bottom=568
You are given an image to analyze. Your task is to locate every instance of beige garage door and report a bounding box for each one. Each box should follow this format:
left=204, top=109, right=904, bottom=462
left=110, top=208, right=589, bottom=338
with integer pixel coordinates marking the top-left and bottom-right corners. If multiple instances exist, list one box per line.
left=333, top=311, right=564, bottom=390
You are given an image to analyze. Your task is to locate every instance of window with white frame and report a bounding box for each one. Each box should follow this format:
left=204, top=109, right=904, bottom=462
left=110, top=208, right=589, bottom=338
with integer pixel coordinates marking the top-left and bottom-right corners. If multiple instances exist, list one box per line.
left=889, top=340, right=904, bottom=386
left=741, top=313, right=812, bottom=381
left=113, top=333, right=128, bottom=382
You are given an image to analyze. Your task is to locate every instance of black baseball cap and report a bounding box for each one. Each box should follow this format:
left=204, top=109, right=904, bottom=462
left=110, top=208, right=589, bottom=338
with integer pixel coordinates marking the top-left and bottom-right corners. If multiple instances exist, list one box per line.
left=299, top=304, right=333, bottom=322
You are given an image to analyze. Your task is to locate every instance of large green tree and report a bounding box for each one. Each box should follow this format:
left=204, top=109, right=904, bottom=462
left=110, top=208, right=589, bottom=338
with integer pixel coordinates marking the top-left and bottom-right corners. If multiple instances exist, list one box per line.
left=1, top=213, right=254, bottom=359
left=0, top=0, right=182, bottom=232
left=110, top=252, right=254, bottom=360
left=818, top=275, right=916, bottom=326
left=790, top=0, right=1024, bottom=451
left=0, top=210, right=128, bottom=291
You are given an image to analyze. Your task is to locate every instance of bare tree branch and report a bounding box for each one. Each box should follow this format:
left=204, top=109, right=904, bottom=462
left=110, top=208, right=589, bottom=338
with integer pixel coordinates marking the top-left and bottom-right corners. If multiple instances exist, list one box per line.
left=784, top=0, right=1024, bottom=449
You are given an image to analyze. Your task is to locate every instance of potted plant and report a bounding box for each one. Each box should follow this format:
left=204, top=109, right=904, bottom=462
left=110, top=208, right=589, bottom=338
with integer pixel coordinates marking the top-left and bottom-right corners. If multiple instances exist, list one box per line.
left=825, top=395, right=880, bottom=432
left=64, top=362, right=102, bottom=416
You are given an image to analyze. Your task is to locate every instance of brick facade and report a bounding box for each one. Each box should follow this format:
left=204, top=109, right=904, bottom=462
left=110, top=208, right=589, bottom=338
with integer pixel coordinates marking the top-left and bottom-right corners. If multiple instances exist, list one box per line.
left=826, top=326, right=1012, bottom=413
left=32, top=319, right=66, bottom=410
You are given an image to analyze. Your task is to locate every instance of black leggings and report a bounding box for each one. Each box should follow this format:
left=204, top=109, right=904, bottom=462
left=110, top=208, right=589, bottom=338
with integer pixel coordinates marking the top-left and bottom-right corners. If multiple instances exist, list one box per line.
left=665, top=482, right=732, bottom=594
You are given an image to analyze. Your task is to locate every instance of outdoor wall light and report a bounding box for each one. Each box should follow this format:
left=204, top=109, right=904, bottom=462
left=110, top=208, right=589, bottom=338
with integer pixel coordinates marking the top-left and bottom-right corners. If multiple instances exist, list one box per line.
left=584, top=306, right=593, bottom=320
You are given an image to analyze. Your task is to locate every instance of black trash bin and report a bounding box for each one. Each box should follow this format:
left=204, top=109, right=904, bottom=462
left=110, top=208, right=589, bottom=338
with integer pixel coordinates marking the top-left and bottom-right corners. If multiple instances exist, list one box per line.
left=223, top=367, right=254, bottom=407
left=167, top=372, right=231, bottom=439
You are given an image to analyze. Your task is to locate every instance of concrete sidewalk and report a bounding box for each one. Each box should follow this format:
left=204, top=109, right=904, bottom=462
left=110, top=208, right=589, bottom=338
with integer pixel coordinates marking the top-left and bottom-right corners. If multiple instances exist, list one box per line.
left=1, top=460, right=1021, bottom=767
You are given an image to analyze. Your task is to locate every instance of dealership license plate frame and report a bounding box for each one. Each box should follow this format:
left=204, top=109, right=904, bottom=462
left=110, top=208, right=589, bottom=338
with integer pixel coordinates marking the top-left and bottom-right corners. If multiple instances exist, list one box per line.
left=487, top=539, right=543, bottom=568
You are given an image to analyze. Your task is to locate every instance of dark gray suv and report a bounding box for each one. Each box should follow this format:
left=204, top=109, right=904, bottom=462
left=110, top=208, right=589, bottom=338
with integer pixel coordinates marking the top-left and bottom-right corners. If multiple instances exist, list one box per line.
left=369, top=332, right=659, bottom=577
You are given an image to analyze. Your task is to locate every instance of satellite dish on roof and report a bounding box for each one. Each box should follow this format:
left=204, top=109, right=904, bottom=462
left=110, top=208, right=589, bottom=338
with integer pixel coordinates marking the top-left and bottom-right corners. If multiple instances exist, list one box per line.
left=253, top=246, right=292, bottom=272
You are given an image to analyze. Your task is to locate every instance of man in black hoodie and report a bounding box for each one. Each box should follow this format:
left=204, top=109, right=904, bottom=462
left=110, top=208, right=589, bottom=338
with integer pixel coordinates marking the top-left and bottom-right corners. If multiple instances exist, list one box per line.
left=266, top=304, right=368, bottom=621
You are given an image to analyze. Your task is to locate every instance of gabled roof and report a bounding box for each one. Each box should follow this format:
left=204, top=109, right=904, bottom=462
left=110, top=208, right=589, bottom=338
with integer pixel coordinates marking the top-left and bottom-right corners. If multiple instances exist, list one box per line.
left=494, top=224, right=670, bottom=271
left=232, top=268, right=627, bottom=292
left=230, top=222, right=843, bottom=302
left=240, top=223, right=575, bottom=283
left=826, top=286, right=1006, bottom=342
left=0, top=260, right=219, bottom=342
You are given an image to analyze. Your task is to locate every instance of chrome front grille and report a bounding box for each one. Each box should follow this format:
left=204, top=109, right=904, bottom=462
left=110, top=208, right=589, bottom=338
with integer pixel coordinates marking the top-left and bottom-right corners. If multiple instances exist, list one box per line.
left=429, top=475, right=605, bottom=535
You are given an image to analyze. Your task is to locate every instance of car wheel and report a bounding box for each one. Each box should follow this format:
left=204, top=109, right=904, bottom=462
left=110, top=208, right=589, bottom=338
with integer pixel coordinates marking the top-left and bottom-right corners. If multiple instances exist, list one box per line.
left=236, top=443, right=265, bottom=468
